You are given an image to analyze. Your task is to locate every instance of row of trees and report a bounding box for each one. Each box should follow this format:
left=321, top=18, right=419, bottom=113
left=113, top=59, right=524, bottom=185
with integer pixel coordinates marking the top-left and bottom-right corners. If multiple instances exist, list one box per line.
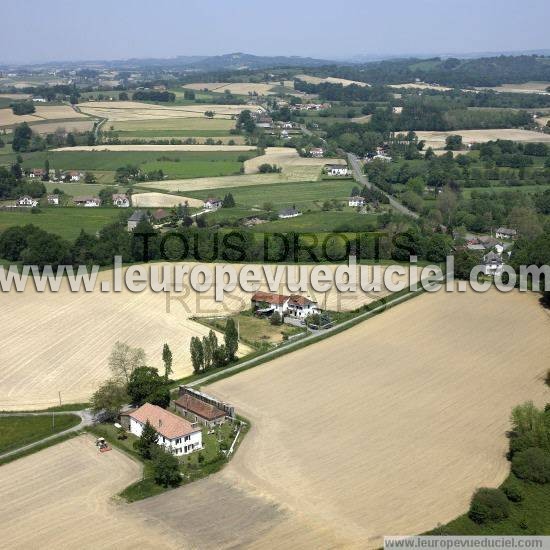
left=190, top=320, right=238, bottom=374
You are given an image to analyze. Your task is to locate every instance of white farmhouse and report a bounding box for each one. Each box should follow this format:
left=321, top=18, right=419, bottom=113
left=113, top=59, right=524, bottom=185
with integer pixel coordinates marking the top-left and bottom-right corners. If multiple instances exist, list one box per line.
left=349, top=195, right=366, bottom=207
left=203, top=197, right=223, bottom=210
left=125, top=403, right=202, bottom=456
left=112, top=193, right=130, bottom=208
left=47, top=194, right=59, bottom=206
left=278, top=207, right=301, bottom=219
left=483, top=251, right=504, bottom=277
left=17, top=196, right=38, bottom=208
left=325, top=164, right=350, bottom=176
left=495, top=227, right=517, bottom=240
left=74, top=196, right=101, bottom=207
left=251, top=291, right=320, bottom=318
left=309, top=147, right=324, bottom=158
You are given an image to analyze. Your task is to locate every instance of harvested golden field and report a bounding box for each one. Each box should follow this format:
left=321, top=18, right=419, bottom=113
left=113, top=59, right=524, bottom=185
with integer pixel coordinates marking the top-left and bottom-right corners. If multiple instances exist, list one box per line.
left=0, top=93, right=31, bottom=100
left=0, top=262, right=407, bottom=410
left=110, top=117, right=236, bottom=132
left=52, top=144, right=257, bottom=152
left=474, top=81, right=550, bottom=95
left=27, top=120, right=95, bottom=134
left=79, top=101, right=257, bottom=122
left=295, top=74, right=370, bottom=87
left=0, top=435, right=180, bottom=549
left=244, top=146, right=346, bottom=180
left=388, top=82, right=453, bottom=91
left=183, top=82, right=278, bottom=95
left=0, top=104, right=89, bottom=128
left=132, top=192, right=203, bottom=208
left=198, top=288, right=550, bottom=548
left=416, top=129, right=550, bottom=150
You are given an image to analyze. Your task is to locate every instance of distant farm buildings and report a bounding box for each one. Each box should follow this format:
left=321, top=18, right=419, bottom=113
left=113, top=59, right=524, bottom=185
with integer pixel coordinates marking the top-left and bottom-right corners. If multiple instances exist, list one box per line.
left=278, top=207, right=301, bottom=219
left=251, top=291, right=320, bottom=319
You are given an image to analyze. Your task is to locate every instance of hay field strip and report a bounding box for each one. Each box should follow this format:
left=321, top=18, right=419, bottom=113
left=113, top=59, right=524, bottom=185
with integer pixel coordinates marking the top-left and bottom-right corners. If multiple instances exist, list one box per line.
left=0, top=263, right=406, bottom=410
left=295, top=74, right=370, bottom=87
left=132, top=192, right=203, bottom=208
left=474, top=81, right=550, bottom=95
left=0, top=104, right=90, bottom=128
left=79, top=101, right=258, bottom=122
left=388, top=82, right=454, bottom=91
left=53, top=144, right=257, bottom=152
left=111, top=117, right=235, bottom=132
left=204, top=289, right=550, bottom=547
left=183, top=82, right=279, bottom=95
left=416, top=129, right=550, bottom=149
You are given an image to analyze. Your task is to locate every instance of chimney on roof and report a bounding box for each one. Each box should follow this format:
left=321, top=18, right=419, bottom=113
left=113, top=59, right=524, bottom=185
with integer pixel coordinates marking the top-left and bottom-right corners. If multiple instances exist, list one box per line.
left=158, top=419, right=162, bottom=427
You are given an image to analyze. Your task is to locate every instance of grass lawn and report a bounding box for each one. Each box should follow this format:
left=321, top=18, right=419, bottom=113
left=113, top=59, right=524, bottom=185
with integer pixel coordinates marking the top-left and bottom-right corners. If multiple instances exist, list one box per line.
left=201, top=312, right=304, bottom=349
left=252, top=211, right=380, bottom=233
left=186, top=179, right=358, bottom=211
left=427, top=474, right=550, bottom=535
left=0, top=414, right=80, bottom=454
left=0, top=207, right=124, bottom=240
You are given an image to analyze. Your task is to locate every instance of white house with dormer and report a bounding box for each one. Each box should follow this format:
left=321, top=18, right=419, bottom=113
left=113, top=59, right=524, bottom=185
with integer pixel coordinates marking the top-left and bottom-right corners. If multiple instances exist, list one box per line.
left=123, top=403, right=202, bottom=456
left=17, top=196, right=38, bottom=207
left=251, top=291, right=320, bottom=318
left=112, top=193, right=130, bottom=208
left=349, top=196, right=366, bottom=207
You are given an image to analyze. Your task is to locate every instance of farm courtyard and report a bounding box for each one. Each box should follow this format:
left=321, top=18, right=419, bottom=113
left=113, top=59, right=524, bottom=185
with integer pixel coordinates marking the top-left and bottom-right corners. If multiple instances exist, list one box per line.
left=1, top=288, right=549, bottom=548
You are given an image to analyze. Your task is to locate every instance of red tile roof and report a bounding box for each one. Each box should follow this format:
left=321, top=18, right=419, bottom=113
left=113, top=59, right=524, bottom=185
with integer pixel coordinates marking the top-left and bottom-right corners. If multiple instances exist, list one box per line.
left=129, top=403, right=199, bottom=440
left=288, top=294, right=316, bottom=306
left=251, top=291, right=288, bottom=306
left=175, top=394, right=226, bottom=421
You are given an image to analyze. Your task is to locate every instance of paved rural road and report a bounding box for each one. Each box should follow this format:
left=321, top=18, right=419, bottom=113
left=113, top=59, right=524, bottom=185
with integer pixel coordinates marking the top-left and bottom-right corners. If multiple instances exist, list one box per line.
left=348, top=153, right=419, bottom=220
left=189, top=277, right=443, bottom=389
left=0, top=409, right=94, bottom=461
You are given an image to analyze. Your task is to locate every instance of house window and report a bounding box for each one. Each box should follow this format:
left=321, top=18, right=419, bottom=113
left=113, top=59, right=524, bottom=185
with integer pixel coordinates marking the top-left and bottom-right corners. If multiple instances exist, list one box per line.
left=185, top=435, right=190, bottom=442
left=176, top=438, right=181, bottom=444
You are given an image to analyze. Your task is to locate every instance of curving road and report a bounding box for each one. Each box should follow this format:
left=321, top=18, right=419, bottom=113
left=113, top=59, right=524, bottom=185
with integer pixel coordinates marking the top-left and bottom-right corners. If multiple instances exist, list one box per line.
left=0, top=409, right=93, bottom=460
left=347, top=153, right=419, bottom=219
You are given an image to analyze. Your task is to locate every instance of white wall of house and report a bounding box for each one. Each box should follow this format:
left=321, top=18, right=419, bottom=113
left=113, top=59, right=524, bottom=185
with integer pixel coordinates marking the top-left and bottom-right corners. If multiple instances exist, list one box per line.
left=129, top=417, right=202, bottom=456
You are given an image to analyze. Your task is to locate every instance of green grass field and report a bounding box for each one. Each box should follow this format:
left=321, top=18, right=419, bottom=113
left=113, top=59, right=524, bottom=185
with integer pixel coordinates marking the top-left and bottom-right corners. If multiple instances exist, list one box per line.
left=252, top=211, right=379, bottom=232
left=0, top=150, right=255, bottom=181
left=0, top=414, right=80, bottom=454
left=186, top=179, right=358, bottom=210
left=43, top=181, right=123, bottom=197
left=110, top=117, right=235, bottom=132
left=0, top=207, right=124, bottom=240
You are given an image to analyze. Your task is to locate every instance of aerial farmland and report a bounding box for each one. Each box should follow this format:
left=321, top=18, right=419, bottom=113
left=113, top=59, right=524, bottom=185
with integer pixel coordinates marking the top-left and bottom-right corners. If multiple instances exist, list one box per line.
left=1, top=4, right=550, bottom=548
